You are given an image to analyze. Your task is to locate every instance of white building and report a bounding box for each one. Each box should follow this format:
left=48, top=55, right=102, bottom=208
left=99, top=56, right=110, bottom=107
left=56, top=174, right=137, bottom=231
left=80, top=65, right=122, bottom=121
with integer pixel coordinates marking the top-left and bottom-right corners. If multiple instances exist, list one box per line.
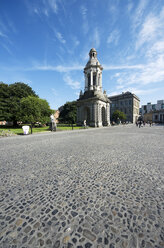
left=141, top=100, right=164, bottom=115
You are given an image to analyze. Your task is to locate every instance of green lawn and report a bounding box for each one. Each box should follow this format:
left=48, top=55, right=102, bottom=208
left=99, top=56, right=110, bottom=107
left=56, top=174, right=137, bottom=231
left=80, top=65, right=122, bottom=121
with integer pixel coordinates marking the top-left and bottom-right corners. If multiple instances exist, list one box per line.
left=57, top=126, right=83, bottom=131
left=0, top=125, right=84, bottom=136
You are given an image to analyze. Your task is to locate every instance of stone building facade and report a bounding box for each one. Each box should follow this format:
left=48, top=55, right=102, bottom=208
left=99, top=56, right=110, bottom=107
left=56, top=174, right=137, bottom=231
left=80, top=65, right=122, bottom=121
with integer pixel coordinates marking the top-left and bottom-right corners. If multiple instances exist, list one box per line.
left=77, top=48, right=110, bottom=127
left=109, top=92, right=140, bottom=123
left=153, top=110, right=164, bottom=123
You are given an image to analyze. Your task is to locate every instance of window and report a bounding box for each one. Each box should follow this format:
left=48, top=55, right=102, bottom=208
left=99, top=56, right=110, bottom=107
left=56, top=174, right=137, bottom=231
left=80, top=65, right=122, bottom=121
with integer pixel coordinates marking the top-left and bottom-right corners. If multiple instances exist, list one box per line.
left=161, top=104, right=164, bottom=109
left=93, top=74, right=96, bottom=85
left=129, top=100, right=132, bottom=105
left=152, top=105, right=156, bottom=110
left=155, top=115, right=158, bottom=120
left=88, top=74, right=91, bottom=87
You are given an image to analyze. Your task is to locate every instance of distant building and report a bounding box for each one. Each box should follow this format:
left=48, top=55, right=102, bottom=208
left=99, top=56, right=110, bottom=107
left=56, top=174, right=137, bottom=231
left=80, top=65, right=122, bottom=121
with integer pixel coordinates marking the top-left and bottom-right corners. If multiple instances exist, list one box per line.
left=0, top=121, right=13, bottom=126
left=108, top=92, right=140, bottom=123
left=141, top=100, right=164, bottom=115
left=77, top=48, right=110, bottom=127
left=54, top=110, right=60, bottom=123
left=152, top=110, right=164, bottom=123
left=143, top=112, right=153, bottom=123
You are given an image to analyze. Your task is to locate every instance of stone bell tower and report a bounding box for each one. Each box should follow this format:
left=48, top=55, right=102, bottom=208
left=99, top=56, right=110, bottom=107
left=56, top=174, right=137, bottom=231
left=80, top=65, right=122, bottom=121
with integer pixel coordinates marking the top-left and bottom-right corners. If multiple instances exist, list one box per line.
left=77, top=48, right=110, bottom=127
left=84, top=48, right=103, bottom=92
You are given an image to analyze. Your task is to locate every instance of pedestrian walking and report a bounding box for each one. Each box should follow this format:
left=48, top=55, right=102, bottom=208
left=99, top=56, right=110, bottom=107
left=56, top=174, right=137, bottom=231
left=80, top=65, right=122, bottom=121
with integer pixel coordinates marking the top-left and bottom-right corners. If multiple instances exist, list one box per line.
left=139, top=120, right=141, bottom=128
left=84, top=120, right=86, bottom=129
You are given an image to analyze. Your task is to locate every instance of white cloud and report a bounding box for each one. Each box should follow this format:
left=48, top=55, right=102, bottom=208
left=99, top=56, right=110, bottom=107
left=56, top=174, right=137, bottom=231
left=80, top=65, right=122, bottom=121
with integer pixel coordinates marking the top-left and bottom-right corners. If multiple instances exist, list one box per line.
left=148, top=41, right=164, bottom=57
left=0, top=31, right=7, bottom=38
left=75, top=91, right=80, bottom=97
left=80, top=5, right=89, bottom=35
left=103, top=64, right=144, bottom=70
left=93, top=28, right=100, bottom=48
left=1, top=43, right=13, bottom=55
left=107, top=29, right=120, bottom=45
left=55, top=31, right=66, bottom=44
left=116, top=84, right=124, bottom=90
left=113, top=55, right=164, bottom=88
left=108, top=90, right=122, bottom=96
left=25, top=0, right=58, bottom=17
left=0, top=17, right=16, bottom=41
left=80, top=5, right=87, bottom=17
left=109, top=4, right=118, bottom=16
left=63, top=75, right=81, bottom=89
left=136, top=13, right=164, bottom=50
left=127, top=1, right=133, bottom=13
left=132, top=0, right=149, bottom=31
left=109, top=87, right=162, bottom=98
left=48, top=0, right=58, bottom=14
left=72, top=36, right=80, bottom=47
left=33, top=64, right=83, bottom=72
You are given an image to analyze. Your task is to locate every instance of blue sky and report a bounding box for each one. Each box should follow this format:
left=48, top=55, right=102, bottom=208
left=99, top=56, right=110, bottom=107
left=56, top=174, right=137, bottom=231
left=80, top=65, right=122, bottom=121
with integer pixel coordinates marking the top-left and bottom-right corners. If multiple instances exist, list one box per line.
left=0, top=0, right=164, bottom=109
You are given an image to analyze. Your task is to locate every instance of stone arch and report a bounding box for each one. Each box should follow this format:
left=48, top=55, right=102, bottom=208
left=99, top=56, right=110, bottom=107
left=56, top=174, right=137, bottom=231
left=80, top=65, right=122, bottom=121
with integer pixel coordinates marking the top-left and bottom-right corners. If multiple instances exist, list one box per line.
left=84, top=106, right=90, bottom=125
left=101, top=106, right=106, bottom=126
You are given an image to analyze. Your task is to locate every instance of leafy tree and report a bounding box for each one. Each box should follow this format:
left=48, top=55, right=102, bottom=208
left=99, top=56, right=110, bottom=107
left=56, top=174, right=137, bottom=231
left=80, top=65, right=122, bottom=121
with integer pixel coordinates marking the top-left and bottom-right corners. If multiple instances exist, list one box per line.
left=8, top=82, right=37, bottom=126
left=19, top=96, right=52, bottom=133
left=0, top=82, right=37, bottom=125
left=0, top=83, right=11, bottom=121
left=112, top=110, right=126, bottom=123
left=59, top=101, right=77, bottom=127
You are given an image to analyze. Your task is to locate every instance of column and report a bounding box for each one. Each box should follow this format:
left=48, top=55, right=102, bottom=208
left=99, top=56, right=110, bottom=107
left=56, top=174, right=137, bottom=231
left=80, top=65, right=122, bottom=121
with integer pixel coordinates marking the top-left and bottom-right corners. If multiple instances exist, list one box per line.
left=93, top=104, right=96, bottom=126
left=96, top=71, right=98, bottom=87
left=98, top=103, right=102, bottom=127
left=100, top=72, right=102, bottom=90
left=106, top=103, right=110, bottom=125
left=85, top=74, right=88, bottom=91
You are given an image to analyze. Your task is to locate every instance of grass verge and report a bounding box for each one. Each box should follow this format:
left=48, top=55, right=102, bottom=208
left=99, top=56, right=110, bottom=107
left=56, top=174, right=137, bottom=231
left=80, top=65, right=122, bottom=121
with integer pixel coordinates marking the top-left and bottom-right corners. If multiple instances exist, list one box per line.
left=0, top=125, right=84, bottom=136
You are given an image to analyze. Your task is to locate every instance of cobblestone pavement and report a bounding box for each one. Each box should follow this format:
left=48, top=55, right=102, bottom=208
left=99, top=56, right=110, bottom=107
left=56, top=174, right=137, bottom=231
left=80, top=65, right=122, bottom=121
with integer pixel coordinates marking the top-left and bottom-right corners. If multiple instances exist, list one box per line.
left=0, top=125, right=164, bottom=248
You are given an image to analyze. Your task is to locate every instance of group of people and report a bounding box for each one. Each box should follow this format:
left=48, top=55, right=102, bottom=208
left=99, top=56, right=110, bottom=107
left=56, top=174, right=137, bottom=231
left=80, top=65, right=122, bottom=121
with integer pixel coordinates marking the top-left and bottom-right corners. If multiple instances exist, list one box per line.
left=136, top=120, right=152, bottom=128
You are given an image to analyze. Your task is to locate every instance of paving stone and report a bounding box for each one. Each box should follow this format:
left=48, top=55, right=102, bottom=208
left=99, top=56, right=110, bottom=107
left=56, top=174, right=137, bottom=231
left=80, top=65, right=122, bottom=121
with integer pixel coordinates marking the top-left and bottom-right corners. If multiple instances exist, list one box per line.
left=83, top=229, right=96, bottom=241
left=0, top=125, right=163, bottom=247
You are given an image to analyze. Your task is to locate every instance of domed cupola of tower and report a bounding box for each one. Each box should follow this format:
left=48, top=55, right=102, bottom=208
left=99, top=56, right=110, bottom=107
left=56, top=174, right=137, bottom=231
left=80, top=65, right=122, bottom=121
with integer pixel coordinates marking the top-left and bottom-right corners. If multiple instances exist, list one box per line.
left=84, top=48, right=103, bottom=92
left=89, top=48, right=97, bottom=59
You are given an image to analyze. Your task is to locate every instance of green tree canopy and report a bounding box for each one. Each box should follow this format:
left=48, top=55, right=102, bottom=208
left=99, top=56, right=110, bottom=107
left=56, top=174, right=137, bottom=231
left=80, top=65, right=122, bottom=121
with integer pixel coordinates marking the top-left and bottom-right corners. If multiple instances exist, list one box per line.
left=112, top=110, right=126, bottom=122
left=19, top=96, right=52, bottom=125
left=59, top=101, right=77, bottom=124
left=0, top=83, right=11, bottom=121
left=0, top=82, right=37, bottom=125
